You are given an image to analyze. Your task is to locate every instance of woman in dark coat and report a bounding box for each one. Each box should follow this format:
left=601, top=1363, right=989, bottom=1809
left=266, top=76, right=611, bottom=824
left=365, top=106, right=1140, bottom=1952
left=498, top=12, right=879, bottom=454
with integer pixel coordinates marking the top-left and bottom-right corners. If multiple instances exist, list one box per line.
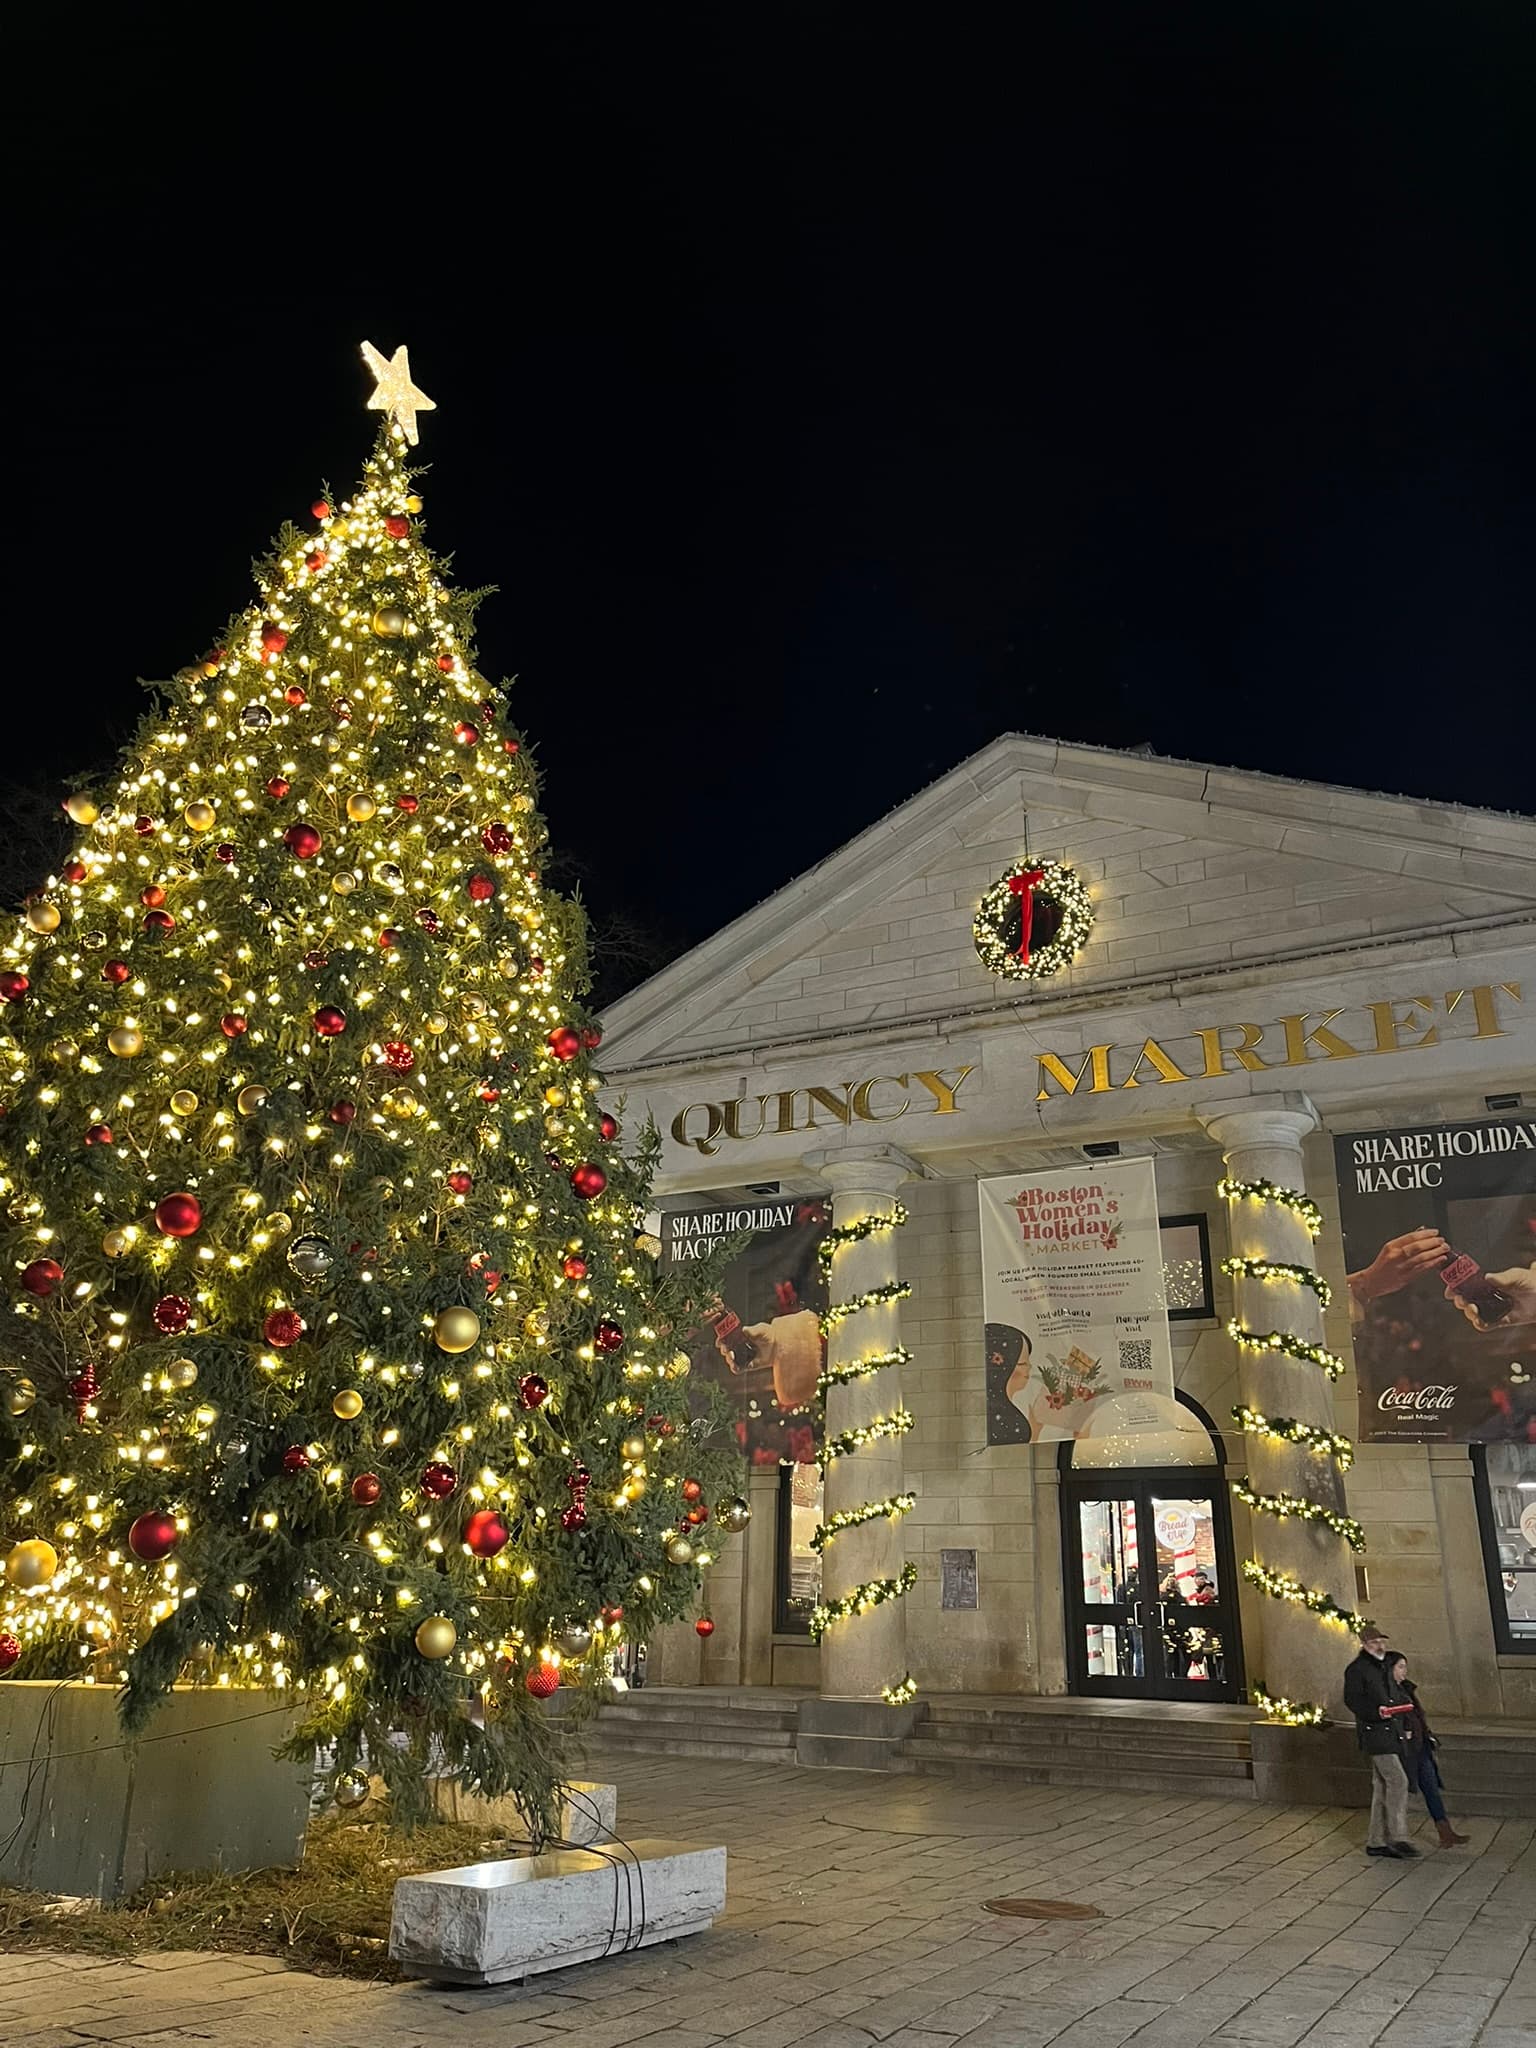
left=1386, top=1652, right=1470, bottom=1848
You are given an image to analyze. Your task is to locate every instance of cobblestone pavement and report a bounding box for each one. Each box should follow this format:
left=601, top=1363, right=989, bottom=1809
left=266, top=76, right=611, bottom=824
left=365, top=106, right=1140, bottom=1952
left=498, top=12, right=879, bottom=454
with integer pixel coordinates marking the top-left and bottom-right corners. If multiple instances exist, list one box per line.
left=2, top=1747, right=1532, bottom=2047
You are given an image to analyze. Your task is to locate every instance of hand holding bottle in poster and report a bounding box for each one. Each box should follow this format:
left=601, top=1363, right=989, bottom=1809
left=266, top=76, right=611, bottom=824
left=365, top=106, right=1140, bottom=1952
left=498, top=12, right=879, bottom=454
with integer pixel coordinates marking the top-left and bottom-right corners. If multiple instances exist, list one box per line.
left=1450, top=1263, right=1536, bottom=1331
left=1347, top=1227, right=1451, bottom=1305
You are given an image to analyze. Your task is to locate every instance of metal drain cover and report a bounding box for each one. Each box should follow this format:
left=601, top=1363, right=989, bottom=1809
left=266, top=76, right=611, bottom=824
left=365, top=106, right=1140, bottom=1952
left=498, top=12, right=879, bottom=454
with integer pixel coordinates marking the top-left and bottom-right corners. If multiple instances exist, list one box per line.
left=983, top=1897, right=1102, bottom=1920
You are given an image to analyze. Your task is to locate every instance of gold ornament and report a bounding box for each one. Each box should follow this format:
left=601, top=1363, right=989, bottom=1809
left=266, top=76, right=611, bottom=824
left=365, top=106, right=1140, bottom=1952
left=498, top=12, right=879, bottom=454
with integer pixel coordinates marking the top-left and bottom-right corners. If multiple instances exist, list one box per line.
left=717, top=1495, right=752, bottom=1534
left=665, top=1534, right=695, bottom=1566
left=361, top=339, right=436, bottom=447
left=668, top=1352, right=692, bottom=1379
left=64, top=794, right=99, bottom=825
left=332, top=1389, right=364, bottom=1420
left=102, top=1227, right=132, bottom=1257
left=50, top=1037, right=80, bottom=1065
left=372, top=605, right=408, bottom=639
left=169, top=1089, right=199, bottom=1115
left=166, top=1357, right=199, bottom=1390
left=434, top=1306, right=481, bottom=1353
left=108, top=1026, right=144, bottom=1058
left=621, top=1435, right=646, bottom=1461
left=404, top=494, right=422, bottom=514
left=543, top=1085, right=567, bottom=1107
left=382, top=1088, right=419, bottom=1119
left=461, top=993, right=488, bottom=1019
left=346, top=792, right=377, bottom=821
left=426, top=1014, right=448, bottom=1035
left=5, top=1538, right=59, bottom=1588
left=544, top=1116, right=566, bottom=1138
left=523, top=1309, right=550, bottom=1340
left=414, top=1613, right=457, bottom=1659
left=4, top=1377, right=38, bottom=1418
left=184, top=801, right=216, bottom=832
left=237, top=1084, right=268, bottom=1115
left=332, top=871, right=358, bottom=896
left=26, top=902, right=60, bottom=934
left=511, top=792, right=535, bottom=813
left=264, top=1212, right=293, bottom=1236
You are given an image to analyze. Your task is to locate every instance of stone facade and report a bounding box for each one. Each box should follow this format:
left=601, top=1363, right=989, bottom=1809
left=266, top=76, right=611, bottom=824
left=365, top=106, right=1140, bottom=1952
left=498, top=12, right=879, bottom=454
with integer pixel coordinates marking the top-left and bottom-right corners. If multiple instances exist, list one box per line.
left=601, top=735, right=1536, bottom=1722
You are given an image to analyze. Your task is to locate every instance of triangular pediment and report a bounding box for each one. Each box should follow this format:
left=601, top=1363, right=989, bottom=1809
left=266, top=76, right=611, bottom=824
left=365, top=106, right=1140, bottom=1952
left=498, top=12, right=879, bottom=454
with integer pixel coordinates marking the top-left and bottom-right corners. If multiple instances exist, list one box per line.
left=601, top=735, right=1536, bottom=1070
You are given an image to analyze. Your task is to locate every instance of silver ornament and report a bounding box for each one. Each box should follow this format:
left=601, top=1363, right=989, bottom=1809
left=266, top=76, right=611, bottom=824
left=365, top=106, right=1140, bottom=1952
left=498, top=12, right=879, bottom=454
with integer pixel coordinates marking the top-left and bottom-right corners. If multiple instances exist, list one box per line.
left=371, top=861, right=404, bottom=892
left=333, top=1769, right=370, bottom=1809
left=717, top=1495, right=752, bottom=1534
left=402, top=1358, right=426, bottom=1381
left=241, top=703, right=273, bottom=731
left=301, top=1574, right=324, bottom=1600
left=286, top=1233, right=336, bottom=1288
left=556, top=1621, right=593, bottom=1658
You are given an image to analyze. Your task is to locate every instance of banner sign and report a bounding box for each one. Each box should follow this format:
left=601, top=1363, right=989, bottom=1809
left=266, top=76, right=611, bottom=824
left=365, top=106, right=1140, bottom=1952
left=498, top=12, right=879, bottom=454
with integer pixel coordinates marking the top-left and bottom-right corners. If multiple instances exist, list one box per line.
left=1335, top=1118, right=1536, bottom=1443
left=662, top=1197, right=830, bottom=1468
left=980, top=1159, right=1175, bottom=1445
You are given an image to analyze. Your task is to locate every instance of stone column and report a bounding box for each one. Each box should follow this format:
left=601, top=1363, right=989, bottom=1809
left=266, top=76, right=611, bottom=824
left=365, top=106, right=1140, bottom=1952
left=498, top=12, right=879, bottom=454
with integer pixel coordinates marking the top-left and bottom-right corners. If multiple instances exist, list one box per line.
left=1202, top=1103, right=1358, bottom=1718
left=738, top=1467, right=781, bottom=1687
left=811, top=1150, right=916, bottom=1700
left=1427, top=1446, right=1502, bottom=1715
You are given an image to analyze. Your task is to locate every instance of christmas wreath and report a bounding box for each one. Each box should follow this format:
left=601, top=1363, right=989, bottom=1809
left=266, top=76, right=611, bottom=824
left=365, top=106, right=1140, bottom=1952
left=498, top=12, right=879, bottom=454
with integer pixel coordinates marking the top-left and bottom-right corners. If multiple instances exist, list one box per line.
left=973, top=858, right=1094, bottom=981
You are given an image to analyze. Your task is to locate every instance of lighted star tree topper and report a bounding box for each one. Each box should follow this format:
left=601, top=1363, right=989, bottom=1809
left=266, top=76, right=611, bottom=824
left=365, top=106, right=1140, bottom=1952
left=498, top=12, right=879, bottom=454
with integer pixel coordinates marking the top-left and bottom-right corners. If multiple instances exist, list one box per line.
left=0, top=345, right=744, bottom=1830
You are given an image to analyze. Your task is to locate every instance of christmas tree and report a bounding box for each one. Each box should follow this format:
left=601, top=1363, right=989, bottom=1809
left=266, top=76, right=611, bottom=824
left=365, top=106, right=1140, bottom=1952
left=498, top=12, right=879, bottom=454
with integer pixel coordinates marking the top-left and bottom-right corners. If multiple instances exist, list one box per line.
left=0, top=345, right=742, bottom=1832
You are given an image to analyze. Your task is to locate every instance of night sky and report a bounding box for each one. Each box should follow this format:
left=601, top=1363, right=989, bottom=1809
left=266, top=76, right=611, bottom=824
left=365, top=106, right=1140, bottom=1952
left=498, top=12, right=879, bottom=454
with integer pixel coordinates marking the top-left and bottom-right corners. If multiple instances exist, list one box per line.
left=13, top=10, right=1532, bottom=990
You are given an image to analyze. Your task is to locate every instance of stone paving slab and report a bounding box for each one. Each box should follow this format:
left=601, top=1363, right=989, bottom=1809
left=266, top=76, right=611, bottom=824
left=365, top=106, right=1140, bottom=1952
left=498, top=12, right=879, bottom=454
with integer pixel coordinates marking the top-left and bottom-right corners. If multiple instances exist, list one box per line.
left=0, top=1746, right=1530, bottom=2045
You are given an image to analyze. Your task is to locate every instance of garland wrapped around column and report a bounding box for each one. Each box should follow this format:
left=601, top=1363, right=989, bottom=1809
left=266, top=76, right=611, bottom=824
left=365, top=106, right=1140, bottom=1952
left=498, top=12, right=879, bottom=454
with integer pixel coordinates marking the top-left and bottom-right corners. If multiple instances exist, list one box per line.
left=1217, top=1174, right=1362, bottom=1722
left=811, top=1201, right=918, bottom=1704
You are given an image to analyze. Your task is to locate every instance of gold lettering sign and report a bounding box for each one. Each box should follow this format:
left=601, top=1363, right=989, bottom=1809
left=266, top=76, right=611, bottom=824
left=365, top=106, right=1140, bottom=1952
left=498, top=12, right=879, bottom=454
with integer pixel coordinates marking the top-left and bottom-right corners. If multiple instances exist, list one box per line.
left=670, top=1068, right=975, bottom=1155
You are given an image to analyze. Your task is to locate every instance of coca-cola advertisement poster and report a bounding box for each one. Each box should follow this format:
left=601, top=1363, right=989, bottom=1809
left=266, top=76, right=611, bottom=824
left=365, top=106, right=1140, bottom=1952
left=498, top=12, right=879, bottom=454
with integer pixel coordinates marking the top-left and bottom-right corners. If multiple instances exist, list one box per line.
left=980, top=1158, right=1175, bottom=1446
left=662, top=1197, right=830, bottom=1467
left=1335, top=1118, right=1536, bottom=1443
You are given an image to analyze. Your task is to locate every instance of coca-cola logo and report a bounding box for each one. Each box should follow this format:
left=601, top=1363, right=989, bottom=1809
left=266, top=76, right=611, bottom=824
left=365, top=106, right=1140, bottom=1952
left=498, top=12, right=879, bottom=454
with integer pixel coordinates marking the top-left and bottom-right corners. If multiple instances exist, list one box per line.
left=1377, top=1384, right=1458, bottom=1412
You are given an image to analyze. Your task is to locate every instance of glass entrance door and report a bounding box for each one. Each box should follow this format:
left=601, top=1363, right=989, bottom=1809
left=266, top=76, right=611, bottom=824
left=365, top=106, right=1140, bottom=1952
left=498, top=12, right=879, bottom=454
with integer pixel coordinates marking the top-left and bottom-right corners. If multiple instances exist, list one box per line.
left=1066, top=1474, right=1244, bottom=1701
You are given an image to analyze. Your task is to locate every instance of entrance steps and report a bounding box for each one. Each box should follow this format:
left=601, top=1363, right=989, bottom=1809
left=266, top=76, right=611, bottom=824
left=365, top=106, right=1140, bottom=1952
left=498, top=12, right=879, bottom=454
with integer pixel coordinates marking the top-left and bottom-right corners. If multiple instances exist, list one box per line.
left=893, top=1698, right=1257, bottom=1799
left=1434, top=1722, right=1536, bottom=1818
left=592, top=1688, right=804, bottom=1764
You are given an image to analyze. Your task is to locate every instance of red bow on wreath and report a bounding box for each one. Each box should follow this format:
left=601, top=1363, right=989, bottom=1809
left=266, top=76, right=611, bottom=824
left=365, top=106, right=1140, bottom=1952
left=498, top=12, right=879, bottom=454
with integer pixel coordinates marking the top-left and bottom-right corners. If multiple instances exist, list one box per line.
left=1007, top=867, right=1047, bottom=963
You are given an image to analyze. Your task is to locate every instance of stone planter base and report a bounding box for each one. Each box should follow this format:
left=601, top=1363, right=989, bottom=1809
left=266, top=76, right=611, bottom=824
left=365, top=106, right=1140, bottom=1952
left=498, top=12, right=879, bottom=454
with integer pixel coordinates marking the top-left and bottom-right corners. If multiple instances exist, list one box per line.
left=390, top=1839, right=727, bottom=1985
left=0, top=1682, right=307, bottom=1900
left=429, top=1777, right=618, bottom=1846
left=1250, top=1720, right=1371, bottom=1807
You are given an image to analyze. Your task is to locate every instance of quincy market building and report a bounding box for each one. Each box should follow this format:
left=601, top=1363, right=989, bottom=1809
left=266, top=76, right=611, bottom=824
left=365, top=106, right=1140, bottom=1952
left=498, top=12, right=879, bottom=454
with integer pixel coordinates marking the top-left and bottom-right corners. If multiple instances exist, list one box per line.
left=600, top=736, right=1536, bottom=1777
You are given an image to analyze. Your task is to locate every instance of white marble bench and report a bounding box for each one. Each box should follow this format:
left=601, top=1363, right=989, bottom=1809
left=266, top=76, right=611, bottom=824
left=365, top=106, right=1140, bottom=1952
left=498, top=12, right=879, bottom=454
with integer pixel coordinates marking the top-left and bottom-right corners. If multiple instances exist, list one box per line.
left=390, top=1838, right=727, bottom=1985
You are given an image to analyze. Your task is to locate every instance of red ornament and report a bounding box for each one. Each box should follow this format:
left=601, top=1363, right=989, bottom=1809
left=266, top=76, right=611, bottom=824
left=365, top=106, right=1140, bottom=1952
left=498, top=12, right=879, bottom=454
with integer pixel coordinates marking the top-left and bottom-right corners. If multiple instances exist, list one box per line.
left=504, top=738, right=520, bottom=755
left=420, top=1460, right=458, bottom=1501
left=266, top=776, right=291, bottom=800
left=454, top=721, right=480, bottom=747
left=385, top=513, right=412, bottom=539
left=378, top=927, right=402, bottom=948
left=467, top=874, right=495, bottom=903
left=525, top=1666, right=559, bottom=1698
left=303, top=950, right=329, bottom=970
left=518, top=1373, right=549, bottom=1410
left=311, top=498, right=331, bottom=521
left=63, top=860, right=87, bottom=883
left=70, top=1361, right=99, bottom=1419
left=601, top=1604, right=624, bottom=1624
left=571, top=1162, right=607, bottom=1201
left=215, top=842, right=237, bottom=864
left=436, top=653, right=455, bottom=672
left=478, top=699, right=496, bottom=723
left=529, top=956, right=544, bottom=973
left=594, top=1319, right=625, bottom=1354
left=687, top=1505, right=709, bottom=1526
left=448, top=1170, right=473, bottom=1194
left=681, top=1478, right=703, bottom=1503
left=695, top=1616, right=715, bottom=1638
left=103, top=961, right=133, bottom=990
left=134, top=816, right=157, bottom=838
left=0, top=972, right=30, bottom=1003
left=281, top=1445, right=311, bottom=1474
left=464, top=1510, right=509, bottom=1557
left=142, top=909, right=175, bottom=935
left=329, top=1100, right=357, bottom=1125
left=480, top=822, right=512, bottom=855
left=85, top=1124, right=114, bottom=1146
left=560, top=1503, right=588, bottom=1531
left=128, top=1511, right=179, bottom=1562
left=264, top=1308, right=304, bottom=1347
left=284, top=822, right=322, bottom=860
left=0, top=1631, right=19, bottom=1674
left=313, top=1006, right=347, bottom=1037
left=562, top=1255, right=588, bottom=1281
left=582, top=1026, right=603, bottom=1049
left=141, top=884, right=166, bottom=907
left=381, top=1040, right=415, bottom=1073
left=482, top=1268, right=502, bottom=1295
left=350, top=1472, right=383, bottom=1505
left=479, top=1083, right=500, bottom=1103
left=153, top=1294, right=193, bottom=1334
left=599, top=1112, right=619, bottom=1142
left=547, top=1027, right=581, bottom=1062
left=260, top=622, right=288, bottom=653
left=304, top=549, right=326, bottom=572
left=417, top=907, right=440, bottom=934
left=331, top=697, right=352, bottom=723
left=396, top=792, right=420, bottom=813
left=154, top=1192, right=202, bottom=1238
left=20, top=1257, right=64, bottom=1297
left=285, top=684, right=307, bottom=706
left=220, top=1013, right=248, bottom=1038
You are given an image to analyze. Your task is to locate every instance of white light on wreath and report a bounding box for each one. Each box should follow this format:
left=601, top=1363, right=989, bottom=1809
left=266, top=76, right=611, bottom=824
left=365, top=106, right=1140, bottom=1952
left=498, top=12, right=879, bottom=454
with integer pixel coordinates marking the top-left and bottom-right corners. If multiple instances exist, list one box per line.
left=973, top=859, right=1094, bottom=981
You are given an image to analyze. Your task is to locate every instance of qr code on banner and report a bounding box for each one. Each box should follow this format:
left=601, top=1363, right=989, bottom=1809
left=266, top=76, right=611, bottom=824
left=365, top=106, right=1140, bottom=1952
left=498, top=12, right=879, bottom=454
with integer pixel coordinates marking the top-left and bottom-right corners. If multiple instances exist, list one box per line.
left=1118, top=1338, right=1153, bottom=1377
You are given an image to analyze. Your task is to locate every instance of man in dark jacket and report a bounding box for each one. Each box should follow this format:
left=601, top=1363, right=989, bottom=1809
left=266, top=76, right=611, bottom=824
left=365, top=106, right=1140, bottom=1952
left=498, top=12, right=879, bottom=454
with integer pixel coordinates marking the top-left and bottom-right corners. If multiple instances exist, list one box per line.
left=1342, top=1622, right=1419, bottom=1858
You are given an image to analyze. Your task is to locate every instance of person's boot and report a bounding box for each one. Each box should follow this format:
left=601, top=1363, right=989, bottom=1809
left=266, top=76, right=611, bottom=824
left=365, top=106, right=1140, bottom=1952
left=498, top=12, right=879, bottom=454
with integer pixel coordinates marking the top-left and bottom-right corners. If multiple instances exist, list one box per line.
left=1437, top=1819, right=1470, bottom=1847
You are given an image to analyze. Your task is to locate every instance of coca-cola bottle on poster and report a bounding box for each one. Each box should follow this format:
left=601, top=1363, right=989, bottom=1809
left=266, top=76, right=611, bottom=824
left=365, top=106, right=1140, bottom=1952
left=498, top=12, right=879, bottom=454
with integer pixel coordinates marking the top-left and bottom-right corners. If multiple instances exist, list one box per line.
left=707, top=1305, right=759, bottom=1372
left=1440, top=1251, right=1514, bottom=1327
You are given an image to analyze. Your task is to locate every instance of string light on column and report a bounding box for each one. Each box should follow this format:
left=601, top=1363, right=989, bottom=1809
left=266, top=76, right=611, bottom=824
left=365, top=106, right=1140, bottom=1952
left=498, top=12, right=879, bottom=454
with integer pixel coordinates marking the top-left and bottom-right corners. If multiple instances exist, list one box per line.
left=1219, top=1172, right=1359, bottom=1725
left=813, top=1200, right=916, bottom=1704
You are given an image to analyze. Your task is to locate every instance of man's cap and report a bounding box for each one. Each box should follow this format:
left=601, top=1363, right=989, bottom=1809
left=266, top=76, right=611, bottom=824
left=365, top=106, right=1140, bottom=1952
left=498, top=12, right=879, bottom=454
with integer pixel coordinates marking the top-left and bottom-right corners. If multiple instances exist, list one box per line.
left=1358, top=1621, right=1389, bottom=1642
